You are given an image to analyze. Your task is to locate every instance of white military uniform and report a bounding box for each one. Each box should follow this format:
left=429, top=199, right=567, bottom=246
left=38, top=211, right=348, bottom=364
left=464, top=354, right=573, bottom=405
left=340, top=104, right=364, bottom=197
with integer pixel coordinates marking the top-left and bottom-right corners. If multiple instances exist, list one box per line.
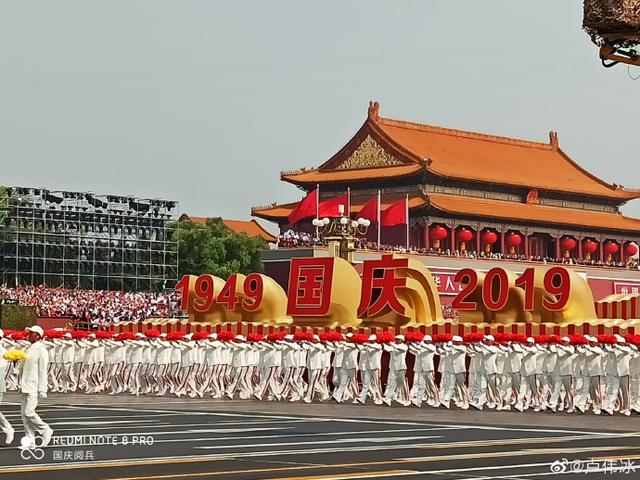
left=18, top=338, right=52, bottom=445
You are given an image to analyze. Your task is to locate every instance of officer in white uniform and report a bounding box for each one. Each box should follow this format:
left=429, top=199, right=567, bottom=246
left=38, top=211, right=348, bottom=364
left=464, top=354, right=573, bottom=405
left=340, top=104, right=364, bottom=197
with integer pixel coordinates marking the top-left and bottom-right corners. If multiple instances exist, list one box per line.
left=549, top=337, right=576, bottom=413
left=383, top=335, right=410, bottom=406
left=575, top=336, right=603, bottom=414
left=354, top=335, right=383, bottom=405
left=19, top=326, right=54, bottom=448
left=409, top=335, right=438, bottom=408
left=440, top=336, right=469, bottom=409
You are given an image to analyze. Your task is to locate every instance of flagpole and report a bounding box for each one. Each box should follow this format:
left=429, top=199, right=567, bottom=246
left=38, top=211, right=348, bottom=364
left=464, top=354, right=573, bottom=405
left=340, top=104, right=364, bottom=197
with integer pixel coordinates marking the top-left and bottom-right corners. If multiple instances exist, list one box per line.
left=377, top=190, right=381, bottom=251
left=406, top=193, right=409, bottom=252
left=315, top=183, right=320, bottom=242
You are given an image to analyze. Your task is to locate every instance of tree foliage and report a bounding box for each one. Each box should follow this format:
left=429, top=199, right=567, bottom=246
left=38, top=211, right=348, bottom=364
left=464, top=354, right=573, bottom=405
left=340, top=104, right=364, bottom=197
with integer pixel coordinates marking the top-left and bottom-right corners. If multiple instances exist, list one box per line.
left=176, top=218, right=265, bottom=279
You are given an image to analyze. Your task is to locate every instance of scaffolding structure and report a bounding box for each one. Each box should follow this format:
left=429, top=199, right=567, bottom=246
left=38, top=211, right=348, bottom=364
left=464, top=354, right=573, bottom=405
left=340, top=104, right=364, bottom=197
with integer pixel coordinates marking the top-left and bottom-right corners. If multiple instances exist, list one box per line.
left=0, top=186, right=179, bottom=291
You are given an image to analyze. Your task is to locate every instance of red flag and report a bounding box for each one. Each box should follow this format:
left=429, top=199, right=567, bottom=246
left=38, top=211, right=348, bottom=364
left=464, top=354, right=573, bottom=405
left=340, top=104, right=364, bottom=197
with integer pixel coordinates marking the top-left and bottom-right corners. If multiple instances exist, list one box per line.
left=318, top=193, right=348, bottom=218
left=288, top=189, right=318, bottom=225
left=357, top=196, right=379, bottom=222
left=380, top=198, right=407, bottom=226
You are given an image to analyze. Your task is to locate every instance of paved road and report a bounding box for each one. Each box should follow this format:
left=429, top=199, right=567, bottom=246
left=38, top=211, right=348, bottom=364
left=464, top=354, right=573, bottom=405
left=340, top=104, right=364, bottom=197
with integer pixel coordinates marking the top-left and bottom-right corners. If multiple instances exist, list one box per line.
left=0, top=392, right=638, bottom=479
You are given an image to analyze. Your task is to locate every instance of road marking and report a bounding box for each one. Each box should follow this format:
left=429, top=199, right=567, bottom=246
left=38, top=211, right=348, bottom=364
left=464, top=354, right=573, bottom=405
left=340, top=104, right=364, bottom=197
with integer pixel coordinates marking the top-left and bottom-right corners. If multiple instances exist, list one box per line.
left=400, top=445, right=639, bottom=463
left=262, top=470, right=416, bottom=480
left=194, top=435, right=443, bottom=451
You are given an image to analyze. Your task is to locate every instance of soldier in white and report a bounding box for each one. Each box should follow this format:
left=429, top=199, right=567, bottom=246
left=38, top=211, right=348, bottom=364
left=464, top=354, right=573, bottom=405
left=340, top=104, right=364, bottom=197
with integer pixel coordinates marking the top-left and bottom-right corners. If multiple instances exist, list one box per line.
left=549, top=337, right=576, bottom=413
left=466, top=338, right=485, bottom=410
left=167, top=335, right=183, bottom=395
left=354, top=335, right=383, bottom=405
left=106, top=335, right=127, bottom=395
left=330, top=336, right=345, bottom=398
left=151, top=334, right=173, bottom=396
left=205, top=334, right=227, bottom=398
left=603, top=335, right=632, bottom=416
left=125, top=334, right=145, bottom=396
left=334, top=334, right=359, bottom=403
left=409, top=335, right=438, bottom=408
left=383, top=335, right=410, bottom=406
left=440, top=336, right=469, bottom=409
left=278, top=335, right=297, bottom=401
left=0, top=329, right=15, bottom=445
left=316, top=338, right=334, bottom=401
left=19, top=326, right=54, bottom=448
left=575, top=336, right=604, bottom=414
left=290, top=338, right=308, bottom=402
left=503, top=340, right=523, bottom=408
left=45, top=335, right=61, bottom=393
left=254, top=334, right=283, bottom=401
left=58, top=333, right=76, bottom=393
left=479, top=335, right=503, bottom=410
left=176, top=334, right=198, bottom=398
left=541, top=340, right=557, bottom=409
left=533, top=339, right=547, bottom=410
left=82, top=334, right=103, bottom=394
left=226, top=336, right=250, bottom=399
left=516, top=338, right=540, bottom=412
left=303, top=336, right=326, bottom=403
left=71, top=333, right=87, bottom=392
left=242, top=340, right=261, bottom=400
left=140, top=335, right=157, bottom=395
left=629, top=340, right=640, bottom=414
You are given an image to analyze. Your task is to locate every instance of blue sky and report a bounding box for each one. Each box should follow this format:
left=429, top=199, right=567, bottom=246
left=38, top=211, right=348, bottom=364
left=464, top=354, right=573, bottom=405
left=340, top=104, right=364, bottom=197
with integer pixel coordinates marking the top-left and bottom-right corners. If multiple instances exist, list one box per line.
left=1, top=1, right=638, bottom=228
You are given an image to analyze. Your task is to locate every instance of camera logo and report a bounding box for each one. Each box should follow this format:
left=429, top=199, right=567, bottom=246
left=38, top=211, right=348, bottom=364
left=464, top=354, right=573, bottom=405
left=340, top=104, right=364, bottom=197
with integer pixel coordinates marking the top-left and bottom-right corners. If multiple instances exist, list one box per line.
left=19, top=435, right=45, bottom=461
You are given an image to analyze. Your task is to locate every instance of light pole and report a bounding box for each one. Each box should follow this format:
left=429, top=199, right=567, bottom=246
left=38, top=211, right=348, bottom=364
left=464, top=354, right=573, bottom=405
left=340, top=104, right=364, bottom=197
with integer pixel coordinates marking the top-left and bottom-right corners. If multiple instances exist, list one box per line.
left=312, top=205, right=371, bottom=263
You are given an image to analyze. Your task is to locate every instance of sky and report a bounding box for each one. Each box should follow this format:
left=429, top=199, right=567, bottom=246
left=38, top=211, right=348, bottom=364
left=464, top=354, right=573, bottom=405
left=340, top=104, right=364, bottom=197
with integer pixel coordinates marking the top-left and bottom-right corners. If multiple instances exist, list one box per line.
left=1, top=1, right=639, bottom=232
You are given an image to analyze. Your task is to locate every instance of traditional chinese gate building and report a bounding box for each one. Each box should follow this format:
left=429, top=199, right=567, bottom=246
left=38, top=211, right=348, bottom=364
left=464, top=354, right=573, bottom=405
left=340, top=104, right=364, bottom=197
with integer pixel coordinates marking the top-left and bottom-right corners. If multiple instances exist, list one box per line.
left=252, top=102, right=640, bottom=301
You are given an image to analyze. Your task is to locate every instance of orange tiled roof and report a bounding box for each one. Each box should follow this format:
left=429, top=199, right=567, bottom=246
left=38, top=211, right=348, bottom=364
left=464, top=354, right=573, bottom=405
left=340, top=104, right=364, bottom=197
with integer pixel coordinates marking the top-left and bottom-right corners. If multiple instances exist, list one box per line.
left=179, top=214, right=276, bottom=243
left=428, top=193, right=640, bottom=233
left=221, top=219, right=277, bottom=243
left=282, top=102, right=640, bottom=201
left=251, top=194, right=428, bottom=221
left=281, top=164, right=424, bottom=184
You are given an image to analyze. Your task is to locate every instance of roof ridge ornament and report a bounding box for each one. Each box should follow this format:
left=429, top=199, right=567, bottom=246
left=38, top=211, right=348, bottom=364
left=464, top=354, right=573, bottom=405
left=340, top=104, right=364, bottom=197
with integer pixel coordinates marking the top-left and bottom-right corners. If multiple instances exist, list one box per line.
left=368, top=101, right=380, bottom=121
left=549, top=131, right=559, bottom=148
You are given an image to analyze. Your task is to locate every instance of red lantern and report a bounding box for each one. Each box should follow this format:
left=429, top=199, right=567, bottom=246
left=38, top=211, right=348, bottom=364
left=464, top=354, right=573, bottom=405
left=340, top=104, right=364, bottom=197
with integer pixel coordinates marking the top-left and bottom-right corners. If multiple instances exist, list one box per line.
left=430, top=226, right=448, bottom=241
left=604, top=241, right=619, bottom=254
left=624, top=243, right=639, bottom=257
left=457, top=228, right=473, bottom=243
left=506, top=232, right=522, bottom=247
left=560, top=237, right=577, bottom=251
left=583, top=239, right=598, bottom=254
left=481, top=230, right=498, bottom=245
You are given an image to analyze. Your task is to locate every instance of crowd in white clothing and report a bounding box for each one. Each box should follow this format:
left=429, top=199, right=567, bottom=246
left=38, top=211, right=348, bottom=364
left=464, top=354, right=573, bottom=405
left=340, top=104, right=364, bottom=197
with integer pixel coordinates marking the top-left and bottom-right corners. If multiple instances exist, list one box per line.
left=1, top=328, right=639, bottom=417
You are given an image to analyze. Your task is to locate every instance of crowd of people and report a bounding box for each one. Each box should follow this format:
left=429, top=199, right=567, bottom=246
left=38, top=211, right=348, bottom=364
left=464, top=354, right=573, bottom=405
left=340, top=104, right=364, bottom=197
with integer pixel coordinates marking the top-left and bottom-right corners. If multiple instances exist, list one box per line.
left=1, top=328, right=638, bottom=428
left=277, top=231, right=640, bottom=271
left=0, top=285, right=182, bottom=324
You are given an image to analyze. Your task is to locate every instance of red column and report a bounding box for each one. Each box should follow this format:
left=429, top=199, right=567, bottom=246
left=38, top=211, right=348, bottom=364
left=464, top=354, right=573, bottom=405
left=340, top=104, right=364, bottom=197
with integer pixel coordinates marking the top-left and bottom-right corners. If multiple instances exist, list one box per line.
left=422, top=224, right=429, bottom=250
left=555, top=237, right=560, bottom=260
left=599, top=237, right=604, bottom=262
left=524, top=228, right=530, bottom=258
left=578, top=236, right=583, bottom=259
left=500, top=230, right=505, bottom=254
left=450, top=225, right=455, bottom=251
left=476, top=229, right=481, bottom=253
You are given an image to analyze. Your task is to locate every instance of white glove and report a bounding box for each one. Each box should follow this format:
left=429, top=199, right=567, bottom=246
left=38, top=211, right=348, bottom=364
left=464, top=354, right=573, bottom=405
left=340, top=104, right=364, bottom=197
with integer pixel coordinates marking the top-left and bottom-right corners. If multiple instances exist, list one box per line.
left=39, top=392, right=48, bottom=400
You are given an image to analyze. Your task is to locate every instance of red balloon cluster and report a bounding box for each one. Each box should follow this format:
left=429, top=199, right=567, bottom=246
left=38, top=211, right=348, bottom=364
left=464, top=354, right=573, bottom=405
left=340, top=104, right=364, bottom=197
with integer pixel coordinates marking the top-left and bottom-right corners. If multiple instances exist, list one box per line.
left=457, top=228, right=473, bottom=242
left=624, top=243, right=639, bottom=257
left=583, top=239, right=598, bottom=254
left=560, top=237, right=577, bottom=251
left=506, top=232, right=522, bottom=247
left=430, top=225, right=448, bottom=241
left=604, top=241, right=620, bottom=254
left=481, top=230, right=498, bottom=245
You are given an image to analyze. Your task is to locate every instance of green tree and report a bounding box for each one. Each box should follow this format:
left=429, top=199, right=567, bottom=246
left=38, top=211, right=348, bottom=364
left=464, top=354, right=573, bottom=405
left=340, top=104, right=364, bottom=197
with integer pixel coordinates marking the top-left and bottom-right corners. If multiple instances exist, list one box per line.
left=176, top=218, right=265, bottom=279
